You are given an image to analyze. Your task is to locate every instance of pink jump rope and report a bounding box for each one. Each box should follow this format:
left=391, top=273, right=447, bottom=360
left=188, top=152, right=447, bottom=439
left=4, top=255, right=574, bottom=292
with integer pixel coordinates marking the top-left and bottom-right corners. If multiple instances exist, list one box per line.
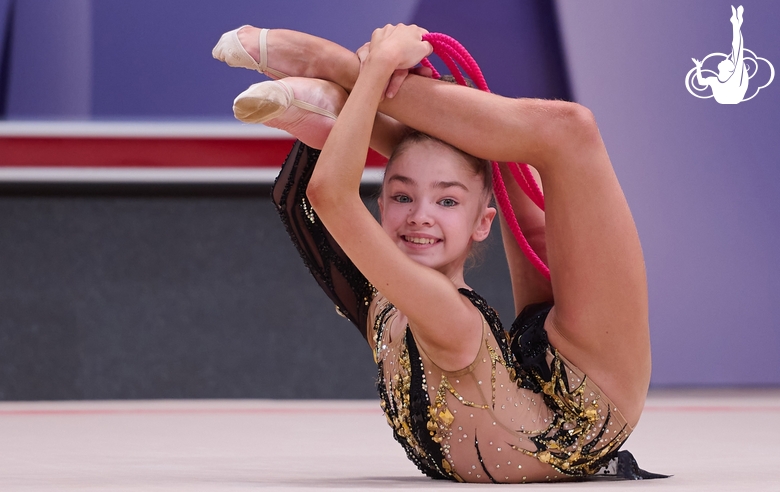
left=420, top=33, right=550, bottom=280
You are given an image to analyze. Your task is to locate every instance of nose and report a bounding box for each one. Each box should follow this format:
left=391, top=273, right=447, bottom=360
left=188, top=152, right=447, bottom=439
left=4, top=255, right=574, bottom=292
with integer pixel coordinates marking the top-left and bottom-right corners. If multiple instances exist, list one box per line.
left=407, top=201, right=433, bottom=226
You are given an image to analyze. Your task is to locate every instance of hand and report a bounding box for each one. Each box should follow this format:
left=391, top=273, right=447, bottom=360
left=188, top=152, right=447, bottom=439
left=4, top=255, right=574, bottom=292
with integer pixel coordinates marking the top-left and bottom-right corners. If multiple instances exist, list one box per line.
left=369, top=24, right=433, bottom=69
left=384, top=66, right=434, bottom=99
left=356, top=25, right=433, bottom=70
left=356, top=41, right=406, bottom=98
left=356, top=25, right=434, bottom=98
left=692, top=58, right=702, bottom=68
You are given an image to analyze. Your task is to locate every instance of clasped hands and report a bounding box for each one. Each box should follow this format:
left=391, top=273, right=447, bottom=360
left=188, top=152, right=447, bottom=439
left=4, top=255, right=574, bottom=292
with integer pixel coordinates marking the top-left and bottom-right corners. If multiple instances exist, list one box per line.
left=356, top=24, right=434, bottom=99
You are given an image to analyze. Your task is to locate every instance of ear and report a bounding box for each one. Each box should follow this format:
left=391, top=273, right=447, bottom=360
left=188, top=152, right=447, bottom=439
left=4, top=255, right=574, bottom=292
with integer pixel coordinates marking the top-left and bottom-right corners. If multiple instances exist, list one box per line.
left=472, top=206, right=496, bottom=242
left=377, top=195, right=384, bottom=219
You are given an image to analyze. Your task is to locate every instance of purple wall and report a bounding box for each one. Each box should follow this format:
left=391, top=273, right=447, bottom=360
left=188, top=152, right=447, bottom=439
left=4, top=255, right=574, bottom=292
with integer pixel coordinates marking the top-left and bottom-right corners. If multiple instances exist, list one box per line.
left=90, top=0, right=419, bottom=118
left=0, top=0, right=420, bottom=118
left=411, top=0, right=570, bottom=100
left=6, top=0, right=91, bottom=117
left=556, top=0, right=780, bottom=385
left=2, top=0, right=776, bottom=387
left=1, top=0, right=570, bottom=118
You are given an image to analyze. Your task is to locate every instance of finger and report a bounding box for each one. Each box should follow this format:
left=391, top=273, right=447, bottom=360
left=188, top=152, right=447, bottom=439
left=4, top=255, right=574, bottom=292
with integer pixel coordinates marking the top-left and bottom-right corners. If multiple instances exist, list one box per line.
left=357, top=42, right=370, bottom=63
left=411, top=66, right=434, bottom=78
left=422, top=40, right=433, bottom=57
left=386, top=69, right=409, bottom=99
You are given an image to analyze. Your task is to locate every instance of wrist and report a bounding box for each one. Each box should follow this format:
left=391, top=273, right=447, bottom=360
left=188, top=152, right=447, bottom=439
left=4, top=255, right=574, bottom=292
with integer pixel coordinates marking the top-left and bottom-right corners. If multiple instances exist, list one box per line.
left=362, top=50, right=399, bottom=75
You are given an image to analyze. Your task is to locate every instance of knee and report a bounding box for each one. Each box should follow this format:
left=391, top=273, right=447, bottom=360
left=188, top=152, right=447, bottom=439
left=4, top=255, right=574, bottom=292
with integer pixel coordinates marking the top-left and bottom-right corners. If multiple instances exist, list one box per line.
left=516, top=100, right=602, bottom=164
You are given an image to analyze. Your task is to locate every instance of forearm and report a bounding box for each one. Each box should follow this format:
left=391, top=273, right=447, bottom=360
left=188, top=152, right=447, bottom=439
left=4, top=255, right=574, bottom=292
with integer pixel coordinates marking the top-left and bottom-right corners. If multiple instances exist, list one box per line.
left=309, top=54, right=395, bottom=203
left=495, top=163, right=552, bottom=309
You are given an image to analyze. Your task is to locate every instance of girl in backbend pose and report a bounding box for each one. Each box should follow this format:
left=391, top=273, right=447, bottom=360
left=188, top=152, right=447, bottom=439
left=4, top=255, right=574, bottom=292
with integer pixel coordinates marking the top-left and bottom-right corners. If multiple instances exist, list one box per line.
left=214, top=24, right=658, bottom=483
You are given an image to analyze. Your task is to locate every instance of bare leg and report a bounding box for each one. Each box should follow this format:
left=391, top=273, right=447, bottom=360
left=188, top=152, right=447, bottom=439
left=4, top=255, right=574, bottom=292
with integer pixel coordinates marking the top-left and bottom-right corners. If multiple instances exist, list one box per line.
left=232, top=30, right=650, bottom=422
left=376, top=77, right=650, bottom=424
left=234, top=26, right=360, bottom=89
left=275, top=45, right=650, bottom=419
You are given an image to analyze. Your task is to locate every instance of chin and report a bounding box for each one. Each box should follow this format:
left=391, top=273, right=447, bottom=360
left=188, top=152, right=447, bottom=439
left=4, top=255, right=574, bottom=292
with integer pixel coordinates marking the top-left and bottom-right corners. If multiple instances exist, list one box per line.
left=404, top=251, right=438, bottom=268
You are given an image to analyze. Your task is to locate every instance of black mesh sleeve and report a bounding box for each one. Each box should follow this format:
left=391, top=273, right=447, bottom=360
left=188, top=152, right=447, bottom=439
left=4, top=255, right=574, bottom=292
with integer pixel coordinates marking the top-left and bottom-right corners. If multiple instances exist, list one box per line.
left=271, top=141, right=375, bottom=340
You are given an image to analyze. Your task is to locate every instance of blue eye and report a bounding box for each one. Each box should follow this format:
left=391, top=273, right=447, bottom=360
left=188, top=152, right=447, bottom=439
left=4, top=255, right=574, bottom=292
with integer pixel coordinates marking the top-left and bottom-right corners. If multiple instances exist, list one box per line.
left=439, top=198, right=458, bottom=207
left=394, top=194, right=411, bottom=203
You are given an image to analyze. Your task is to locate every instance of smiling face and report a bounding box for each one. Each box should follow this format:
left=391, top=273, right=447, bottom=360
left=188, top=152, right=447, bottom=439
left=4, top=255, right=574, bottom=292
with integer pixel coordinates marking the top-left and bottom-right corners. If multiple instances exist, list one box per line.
left=378, top=138, right=495, bottom=282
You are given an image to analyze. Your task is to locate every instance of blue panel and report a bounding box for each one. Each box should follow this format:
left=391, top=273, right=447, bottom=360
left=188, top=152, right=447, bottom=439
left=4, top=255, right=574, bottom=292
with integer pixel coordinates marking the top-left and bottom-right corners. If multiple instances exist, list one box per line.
left=6, top=0, right=91, bottom=118
left=411, top=0, right=570, bottom=100
left=91, top=0, right=419, bottom=118
left=0, top=0, right=14, bottom=116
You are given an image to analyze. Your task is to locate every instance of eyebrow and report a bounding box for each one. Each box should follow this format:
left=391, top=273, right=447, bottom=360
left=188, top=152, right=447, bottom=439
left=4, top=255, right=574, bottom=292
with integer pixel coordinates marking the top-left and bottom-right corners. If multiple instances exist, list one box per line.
left=386, top=174, right=470, bottom=192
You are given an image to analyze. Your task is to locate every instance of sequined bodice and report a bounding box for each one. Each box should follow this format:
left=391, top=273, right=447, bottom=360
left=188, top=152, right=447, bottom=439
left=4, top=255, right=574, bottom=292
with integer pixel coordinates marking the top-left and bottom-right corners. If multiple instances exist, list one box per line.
left=370, top=291, right=632, bottom=483
left=272, top=141, right=633, bottom=483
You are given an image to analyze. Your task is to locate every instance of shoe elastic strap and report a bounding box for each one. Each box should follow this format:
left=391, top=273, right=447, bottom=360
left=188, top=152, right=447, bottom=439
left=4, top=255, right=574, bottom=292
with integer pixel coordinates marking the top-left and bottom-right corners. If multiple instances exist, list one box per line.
left=274, top=80, right=337, bottom=120
left=291, top=100, right=337, bottom=120
left=260, top=29, right=290, bottom=79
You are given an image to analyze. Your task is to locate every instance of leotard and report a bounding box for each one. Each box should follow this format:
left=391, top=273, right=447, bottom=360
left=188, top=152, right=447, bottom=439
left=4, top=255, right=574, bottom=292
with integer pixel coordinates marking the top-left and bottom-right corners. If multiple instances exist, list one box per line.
left=272, top=141, right=639, bottom=483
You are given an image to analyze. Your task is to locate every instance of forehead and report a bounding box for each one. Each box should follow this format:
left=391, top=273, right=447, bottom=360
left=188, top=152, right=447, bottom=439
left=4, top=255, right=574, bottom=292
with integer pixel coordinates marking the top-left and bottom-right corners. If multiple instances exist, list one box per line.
left=384, top=141, right=480, bottom=187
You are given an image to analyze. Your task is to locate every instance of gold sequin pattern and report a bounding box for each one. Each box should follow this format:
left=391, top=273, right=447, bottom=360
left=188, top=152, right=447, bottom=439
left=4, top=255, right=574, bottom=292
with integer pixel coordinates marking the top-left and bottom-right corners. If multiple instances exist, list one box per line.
left=372, top=291, right=633, bottom=482
left=511, top=349, right=631, bottom=476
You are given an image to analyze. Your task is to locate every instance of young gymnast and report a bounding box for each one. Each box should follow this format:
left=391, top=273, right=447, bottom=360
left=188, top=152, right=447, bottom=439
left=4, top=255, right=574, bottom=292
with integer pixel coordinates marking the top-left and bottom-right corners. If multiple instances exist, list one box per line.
left=214, top=23, right=662, bottom=482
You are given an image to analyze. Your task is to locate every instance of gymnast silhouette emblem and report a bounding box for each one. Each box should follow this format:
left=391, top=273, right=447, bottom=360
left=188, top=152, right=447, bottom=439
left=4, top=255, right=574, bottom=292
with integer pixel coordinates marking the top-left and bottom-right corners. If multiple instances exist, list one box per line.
left=685, top=5, right=774, bottom=104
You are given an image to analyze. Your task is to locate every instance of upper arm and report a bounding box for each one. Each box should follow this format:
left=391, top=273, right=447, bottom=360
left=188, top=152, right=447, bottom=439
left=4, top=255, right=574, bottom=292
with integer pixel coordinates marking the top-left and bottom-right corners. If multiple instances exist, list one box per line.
left=272, top=142, right=376, bottom=338
left=493, top=162, right=552, bottom=315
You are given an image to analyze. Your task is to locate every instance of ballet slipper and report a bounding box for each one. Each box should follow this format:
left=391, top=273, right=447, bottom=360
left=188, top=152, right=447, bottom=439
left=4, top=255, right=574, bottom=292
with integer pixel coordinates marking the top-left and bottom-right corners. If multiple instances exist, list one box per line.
left=233, top=77, right=347, bottom=149
left=212, top=26, right=289, bottom=79
left=214, top=26, right=360, bottom=91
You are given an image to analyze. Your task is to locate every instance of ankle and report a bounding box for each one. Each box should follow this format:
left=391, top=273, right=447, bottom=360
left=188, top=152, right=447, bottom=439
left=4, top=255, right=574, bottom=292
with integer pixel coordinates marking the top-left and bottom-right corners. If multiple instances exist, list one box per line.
left=264, top=28, right=360, bottom=91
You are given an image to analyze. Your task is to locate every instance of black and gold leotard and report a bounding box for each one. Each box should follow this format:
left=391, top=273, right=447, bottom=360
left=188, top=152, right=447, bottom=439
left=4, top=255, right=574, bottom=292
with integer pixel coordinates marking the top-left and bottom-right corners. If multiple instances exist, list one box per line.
left=272, top=141, right=660, bottom=483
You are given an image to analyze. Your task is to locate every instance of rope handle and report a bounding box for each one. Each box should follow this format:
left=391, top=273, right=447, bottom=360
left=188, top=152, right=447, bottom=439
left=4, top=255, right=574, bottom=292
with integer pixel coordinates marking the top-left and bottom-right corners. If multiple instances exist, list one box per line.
left=420, top=33, right=550, bottom=280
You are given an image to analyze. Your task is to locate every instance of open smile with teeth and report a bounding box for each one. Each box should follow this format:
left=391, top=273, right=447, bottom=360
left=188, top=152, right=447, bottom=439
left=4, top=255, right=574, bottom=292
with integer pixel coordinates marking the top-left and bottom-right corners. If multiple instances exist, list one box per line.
left=403, top=236, right=439, bottom=245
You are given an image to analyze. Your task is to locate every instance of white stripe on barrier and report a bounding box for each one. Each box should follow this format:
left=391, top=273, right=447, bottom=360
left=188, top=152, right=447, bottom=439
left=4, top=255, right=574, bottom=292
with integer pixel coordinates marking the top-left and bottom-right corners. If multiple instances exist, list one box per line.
left=0, top=167, right=386, bottom=185
left=0, top=121, right=291, bottom=139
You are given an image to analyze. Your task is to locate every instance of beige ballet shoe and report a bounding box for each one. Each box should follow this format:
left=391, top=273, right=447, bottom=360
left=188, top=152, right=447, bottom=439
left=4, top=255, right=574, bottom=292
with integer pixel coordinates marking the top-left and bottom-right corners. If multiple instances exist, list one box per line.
left=212, top=26, right=289, bottom=79
left=233, top=78, right=347, bottom=149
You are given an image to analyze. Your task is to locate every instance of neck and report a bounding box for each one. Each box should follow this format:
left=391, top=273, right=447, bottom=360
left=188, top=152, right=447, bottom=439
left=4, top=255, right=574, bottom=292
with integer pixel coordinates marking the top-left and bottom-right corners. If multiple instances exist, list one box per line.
left=438, top=257, right=469, bottom=290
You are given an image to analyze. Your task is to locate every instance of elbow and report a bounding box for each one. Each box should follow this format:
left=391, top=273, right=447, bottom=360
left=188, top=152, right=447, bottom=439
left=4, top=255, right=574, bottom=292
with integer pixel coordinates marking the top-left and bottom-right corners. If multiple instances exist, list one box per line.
left=305, top=176, right=328, bottom=211
left=551, top=101, right=600, bottom=144
left=306, top=173, right=346, bottom=215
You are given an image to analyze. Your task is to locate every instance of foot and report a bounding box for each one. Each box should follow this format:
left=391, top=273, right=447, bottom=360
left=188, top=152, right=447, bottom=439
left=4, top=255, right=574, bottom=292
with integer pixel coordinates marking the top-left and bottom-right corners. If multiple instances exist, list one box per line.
left=213, top=26, right=360, bottom=90
left=212, top=25, right=288, bottom=78
left=233, top=77, right=348, bottom=149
